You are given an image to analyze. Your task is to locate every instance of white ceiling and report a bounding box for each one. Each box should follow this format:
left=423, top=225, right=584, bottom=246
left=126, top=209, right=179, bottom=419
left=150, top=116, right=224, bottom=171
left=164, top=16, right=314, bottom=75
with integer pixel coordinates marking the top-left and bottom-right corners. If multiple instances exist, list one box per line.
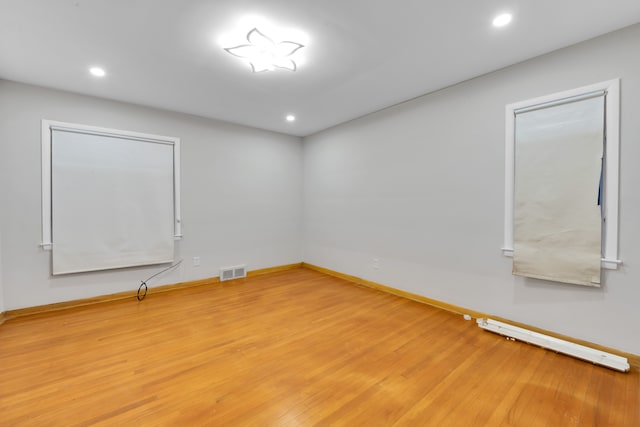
left=1, top=1, right=639, bottom=137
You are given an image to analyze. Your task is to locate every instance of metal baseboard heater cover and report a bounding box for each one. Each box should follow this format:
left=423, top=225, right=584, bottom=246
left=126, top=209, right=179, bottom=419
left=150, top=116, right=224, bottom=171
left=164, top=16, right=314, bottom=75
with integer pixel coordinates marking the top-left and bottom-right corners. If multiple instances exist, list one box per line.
left=477, top=318, right=629, bottom=372
left=220, top=265, right=247, bottom=282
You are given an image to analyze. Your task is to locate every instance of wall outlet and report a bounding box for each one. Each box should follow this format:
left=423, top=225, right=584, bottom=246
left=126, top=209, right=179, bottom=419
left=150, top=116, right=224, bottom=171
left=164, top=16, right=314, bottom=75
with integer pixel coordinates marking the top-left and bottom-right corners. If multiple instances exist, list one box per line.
left=193, top=256, right=200, bottom=266
left=372, top=258, right=380, bottom=270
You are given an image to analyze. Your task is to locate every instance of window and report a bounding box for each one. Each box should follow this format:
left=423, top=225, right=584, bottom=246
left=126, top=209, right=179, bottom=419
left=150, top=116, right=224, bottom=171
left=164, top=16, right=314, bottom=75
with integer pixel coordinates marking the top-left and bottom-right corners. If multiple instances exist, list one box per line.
left=502, top=79, right=620, bottom=272
left=41, top=120, right=182, bottom=275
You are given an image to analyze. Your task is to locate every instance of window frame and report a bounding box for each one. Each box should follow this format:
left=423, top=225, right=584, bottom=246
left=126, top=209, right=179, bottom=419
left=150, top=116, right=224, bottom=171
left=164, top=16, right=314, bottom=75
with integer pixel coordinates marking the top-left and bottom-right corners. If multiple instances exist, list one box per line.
left=502, top=79, right=621, bottom=270
left=41, top=120, right=182, bottom=252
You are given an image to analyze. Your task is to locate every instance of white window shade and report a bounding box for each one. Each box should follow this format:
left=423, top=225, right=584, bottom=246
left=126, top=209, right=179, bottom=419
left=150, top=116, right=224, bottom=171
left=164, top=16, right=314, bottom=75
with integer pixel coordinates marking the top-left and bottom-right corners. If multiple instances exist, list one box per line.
left=42, top=121, right=181, bottom=275
left=513, top=95, right=604, bottom=286
left=503, top=79, right=621, bottom=280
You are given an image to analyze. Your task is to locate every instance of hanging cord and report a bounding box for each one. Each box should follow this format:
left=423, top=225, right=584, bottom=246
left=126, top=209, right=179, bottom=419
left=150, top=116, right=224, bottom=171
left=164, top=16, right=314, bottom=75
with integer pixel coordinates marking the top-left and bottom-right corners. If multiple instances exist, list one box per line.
left=137, top=259, right=183, bottom=301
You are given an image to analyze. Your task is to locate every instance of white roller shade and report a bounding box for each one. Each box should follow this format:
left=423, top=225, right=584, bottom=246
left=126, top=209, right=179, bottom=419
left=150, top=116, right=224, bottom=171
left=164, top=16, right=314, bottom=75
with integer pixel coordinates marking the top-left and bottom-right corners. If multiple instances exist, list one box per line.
left=50, top=127, right=177, bottom=275
left=513, top=95, right=604, bottom=286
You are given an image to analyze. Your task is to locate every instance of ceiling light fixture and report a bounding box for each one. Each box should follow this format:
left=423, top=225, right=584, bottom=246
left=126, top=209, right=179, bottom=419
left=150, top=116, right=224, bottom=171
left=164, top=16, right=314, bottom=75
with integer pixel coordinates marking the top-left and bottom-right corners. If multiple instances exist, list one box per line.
left=286, top=115, right=296, bottom=122
left=493, top=13, right=512, bottom=27
left=89, top=67, right=106, bottom=77
left=224, top=28, right=304, bottom=72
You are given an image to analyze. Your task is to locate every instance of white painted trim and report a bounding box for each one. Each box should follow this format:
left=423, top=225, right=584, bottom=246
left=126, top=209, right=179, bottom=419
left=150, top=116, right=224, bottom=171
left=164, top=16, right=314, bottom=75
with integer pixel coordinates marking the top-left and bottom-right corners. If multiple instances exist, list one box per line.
left=602, top=80, right=620, bottom=270
left=502, top=248, right=622, bottom=270
left=41, top=122, right=53, bottom=250
left=40, top=120, right=183, bottom=251
left=173, top=138, right=182, bottom=238
left=503, top=106, right=515, bottom=259
left=477, top=318, right=630, bottom=372
left=501, top=248, right=513, bottom=257
left=503, top=79, right=621, bottom=270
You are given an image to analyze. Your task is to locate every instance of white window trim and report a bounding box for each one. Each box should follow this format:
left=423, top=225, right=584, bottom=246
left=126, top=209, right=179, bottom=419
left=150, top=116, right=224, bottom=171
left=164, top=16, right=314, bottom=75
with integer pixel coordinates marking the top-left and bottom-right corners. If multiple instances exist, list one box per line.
left=41, top=120, right=182, bottom=251
left=502, top=79, right=621, bottom=270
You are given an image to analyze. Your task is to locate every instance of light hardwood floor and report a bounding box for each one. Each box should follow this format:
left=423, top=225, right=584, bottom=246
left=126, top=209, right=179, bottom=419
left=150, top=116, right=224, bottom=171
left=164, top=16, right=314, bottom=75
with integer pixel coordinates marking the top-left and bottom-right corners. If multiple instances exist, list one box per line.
left=1, top=268, right=638, bottom=426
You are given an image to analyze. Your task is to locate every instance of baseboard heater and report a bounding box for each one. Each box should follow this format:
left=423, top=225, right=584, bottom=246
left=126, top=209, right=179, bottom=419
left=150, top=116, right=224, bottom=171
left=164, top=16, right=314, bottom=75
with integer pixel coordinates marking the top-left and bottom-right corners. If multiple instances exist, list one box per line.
left=477, top=318, right=630, bottom=372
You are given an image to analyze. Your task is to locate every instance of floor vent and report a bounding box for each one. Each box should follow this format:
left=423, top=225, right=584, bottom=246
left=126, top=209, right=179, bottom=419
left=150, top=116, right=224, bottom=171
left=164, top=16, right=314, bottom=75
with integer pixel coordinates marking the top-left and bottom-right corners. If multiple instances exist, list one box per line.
left=220, top=265, right=247, bottom=282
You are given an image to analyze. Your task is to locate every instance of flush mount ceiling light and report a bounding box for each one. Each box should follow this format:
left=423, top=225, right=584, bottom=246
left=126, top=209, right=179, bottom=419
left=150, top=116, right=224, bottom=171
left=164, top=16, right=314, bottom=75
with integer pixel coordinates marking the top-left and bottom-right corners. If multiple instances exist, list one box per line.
left=493, top=13, right=512, bottom=27
left=224, top=28, right=304, bottom=72
left=285, top=114, right=296, bottom=122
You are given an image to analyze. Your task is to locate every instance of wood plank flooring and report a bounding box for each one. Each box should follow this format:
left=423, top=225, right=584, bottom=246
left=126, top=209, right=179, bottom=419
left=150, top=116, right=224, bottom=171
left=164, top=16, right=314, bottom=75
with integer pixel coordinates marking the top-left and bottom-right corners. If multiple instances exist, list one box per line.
left=1, top=268, right=638, bottom=426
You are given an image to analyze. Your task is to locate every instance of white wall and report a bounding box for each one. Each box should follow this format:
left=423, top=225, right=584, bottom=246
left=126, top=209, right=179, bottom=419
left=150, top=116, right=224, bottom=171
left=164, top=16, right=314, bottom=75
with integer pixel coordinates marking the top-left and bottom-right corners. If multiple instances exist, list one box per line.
left=1, top=25, right=639, bottom=356
left=0, top=80, right=303, bottom=310
left=303, top=24, right=640, bottom=355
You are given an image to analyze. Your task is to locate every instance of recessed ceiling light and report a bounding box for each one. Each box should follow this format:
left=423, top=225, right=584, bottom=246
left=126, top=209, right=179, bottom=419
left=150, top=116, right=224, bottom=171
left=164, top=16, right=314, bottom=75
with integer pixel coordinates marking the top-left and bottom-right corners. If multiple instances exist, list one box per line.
left=90, top=67, right=106, bottom=77
left=286, top=115, right=296, bottom=122
left=492, top=13, right=512, bottom=27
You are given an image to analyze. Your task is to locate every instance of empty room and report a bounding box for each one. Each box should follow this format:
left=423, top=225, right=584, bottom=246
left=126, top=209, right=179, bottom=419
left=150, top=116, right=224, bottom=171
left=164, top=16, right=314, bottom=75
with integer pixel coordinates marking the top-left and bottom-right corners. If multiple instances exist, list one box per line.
left=1, top=1, right=639, bottom=425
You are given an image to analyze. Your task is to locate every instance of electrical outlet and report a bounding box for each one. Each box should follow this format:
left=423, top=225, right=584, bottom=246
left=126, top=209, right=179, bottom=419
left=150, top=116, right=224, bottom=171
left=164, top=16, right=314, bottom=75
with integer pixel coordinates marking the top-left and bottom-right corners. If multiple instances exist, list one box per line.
left=372, top=258, right=380, bottom=270
left=193, top=256, right=200, bottom=267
